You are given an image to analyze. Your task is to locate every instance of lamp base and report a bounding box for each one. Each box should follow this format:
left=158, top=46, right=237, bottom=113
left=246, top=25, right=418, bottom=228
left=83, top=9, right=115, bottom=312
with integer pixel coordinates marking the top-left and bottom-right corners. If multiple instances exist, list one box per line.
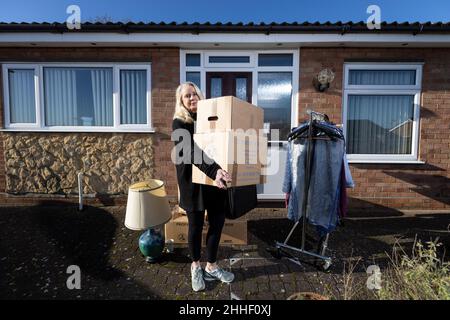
left=145, top=256, right=158, bottom=263
left=139, top=228, right=165, bottom=263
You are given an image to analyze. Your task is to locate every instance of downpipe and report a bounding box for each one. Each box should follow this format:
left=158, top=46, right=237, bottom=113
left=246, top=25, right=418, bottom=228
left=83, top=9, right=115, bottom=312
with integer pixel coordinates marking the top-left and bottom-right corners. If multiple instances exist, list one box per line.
left=78, top=172, right=83, bottom=211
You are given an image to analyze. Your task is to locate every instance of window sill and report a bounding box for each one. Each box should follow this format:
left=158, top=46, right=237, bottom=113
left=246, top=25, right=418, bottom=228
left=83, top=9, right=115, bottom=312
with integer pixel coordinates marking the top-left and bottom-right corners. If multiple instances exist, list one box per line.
left=348, top=160, right=426, bottom=164
left=0, top=128, right=156, bottom=133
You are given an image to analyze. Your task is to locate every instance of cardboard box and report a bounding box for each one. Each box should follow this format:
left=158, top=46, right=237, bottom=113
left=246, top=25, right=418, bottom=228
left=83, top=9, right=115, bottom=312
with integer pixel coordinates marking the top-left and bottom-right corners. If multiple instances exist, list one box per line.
left=196, top=96, right=264, bottom=133
left=192, top=131, right=267, bottom=187
left=164, top=215, right=247, bottom=246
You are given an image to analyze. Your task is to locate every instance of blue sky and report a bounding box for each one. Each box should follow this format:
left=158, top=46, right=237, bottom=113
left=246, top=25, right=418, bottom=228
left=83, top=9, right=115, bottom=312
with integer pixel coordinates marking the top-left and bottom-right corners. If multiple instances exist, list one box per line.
left=0, top=0, right=448, bottom=23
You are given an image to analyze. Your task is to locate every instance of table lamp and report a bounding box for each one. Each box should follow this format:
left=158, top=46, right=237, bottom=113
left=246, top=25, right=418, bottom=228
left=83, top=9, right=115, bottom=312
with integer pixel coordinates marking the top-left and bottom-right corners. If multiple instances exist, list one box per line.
left=125, top=180, right=172, bottom=263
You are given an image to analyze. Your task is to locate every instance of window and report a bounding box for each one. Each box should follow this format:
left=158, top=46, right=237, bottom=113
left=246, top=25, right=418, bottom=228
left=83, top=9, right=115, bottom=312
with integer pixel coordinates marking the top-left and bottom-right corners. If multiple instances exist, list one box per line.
left=208, top=56, right=250, bottom=63
left=7, top=68, right=37, bottom=124
left=258, top=54, right=293, bottom=66
left=186, top=72, right=201, bottom=88
left=2, top=63, right=152, bottom=132
left=186, top=54, right=200, bottom=67
left=343, top=63, right=423, bottom=162
left=43, top=67, right=113, bottom=126
left=120, top=69, right=147, bottom=125
left=204, top=52, right=254, bottom=68
left=210, top=77, right=222, bottom=98
left=257, top=72, right=292, bottom=141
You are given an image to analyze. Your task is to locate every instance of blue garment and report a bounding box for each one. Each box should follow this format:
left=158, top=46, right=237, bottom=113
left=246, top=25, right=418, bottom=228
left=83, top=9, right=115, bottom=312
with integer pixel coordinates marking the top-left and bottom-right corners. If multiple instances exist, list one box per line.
left=282, top=139, right=308, bottom=223
left=283, top=137, right=345, bottom=232
left=343, top=153, right=354, bottom=188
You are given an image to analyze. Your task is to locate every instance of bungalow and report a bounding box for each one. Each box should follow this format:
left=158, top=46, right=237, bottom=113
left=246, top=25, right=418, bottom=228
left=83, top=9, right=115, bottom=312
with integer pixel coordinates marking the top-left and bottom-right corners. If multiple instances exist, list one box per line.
left=0, top=21, right=449, bottom=211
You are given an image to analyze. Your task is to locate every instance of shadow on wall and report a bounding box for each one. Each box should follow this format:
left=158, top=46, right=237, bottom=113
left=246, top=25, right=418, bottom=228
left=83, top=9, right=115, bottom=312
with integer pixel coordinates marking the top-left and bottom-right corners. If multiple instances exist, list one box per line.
left=347, top=197, right=404, bottom=217
left=383, top=170, right=450, bottom=206
left=419, top=107, right=438, bottom=119
left=349, top=163, right=449, bottom=207
left=0, top=202, right=160, bottom=300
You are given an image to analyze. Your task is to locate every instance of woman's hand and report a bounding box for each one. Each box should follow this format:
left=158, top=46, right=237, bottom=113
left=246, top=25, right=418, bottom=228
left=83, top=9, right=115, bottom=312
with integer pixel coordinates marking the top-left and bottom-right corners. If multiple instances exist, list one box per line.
left=215, top=169, right=232, bottom=189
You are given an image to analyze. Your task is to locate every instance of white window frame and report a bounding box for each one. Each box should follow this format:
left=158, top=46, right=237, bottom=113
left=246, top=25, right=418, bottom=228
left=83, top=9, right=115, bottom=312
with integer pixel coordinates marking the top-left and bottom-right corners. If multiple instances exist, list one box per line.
left=180, top=49, right=299, bottom=143
left=343, top=62, right=424, bottom=163
left=115, top=64, right=152, bottom=130
left=204, top=51, right=256, bottom=68
left=2, top=64, right=41, bottom=129
left=1, top=62, right=153, bottom=132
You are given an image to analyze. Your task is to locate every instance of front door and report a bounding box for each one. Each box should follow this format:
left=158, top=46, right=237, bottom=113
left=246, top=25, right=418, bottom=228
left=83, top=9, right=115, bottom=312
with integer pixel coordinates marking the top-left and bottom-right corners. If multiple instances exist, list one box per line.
left=206, top=72, right=252, bottom=102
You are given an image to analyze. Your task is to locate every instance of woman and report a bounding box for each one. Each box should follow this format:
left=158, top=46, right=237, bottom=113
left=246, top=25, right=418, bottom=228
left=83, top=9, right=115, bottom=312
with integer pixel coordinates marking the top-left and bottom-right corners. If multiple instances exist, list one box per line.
left=172, top=82, right=235, bottom=292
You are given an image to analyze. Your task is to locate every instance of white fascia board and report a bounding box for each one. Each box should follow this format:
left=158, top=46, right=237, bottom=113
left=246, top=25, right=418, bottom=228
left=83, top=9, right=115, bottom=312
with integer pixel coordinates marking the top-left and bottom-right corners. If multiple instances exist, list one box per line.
left=1, top=32, right=450, bottom=46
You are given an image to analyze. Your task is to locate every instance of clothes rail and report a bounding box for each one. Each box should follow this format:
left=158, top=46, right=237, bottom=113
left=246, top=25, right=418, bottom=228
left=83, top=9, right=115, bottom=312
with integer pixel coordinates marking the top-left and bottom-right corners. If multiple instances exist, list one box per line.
left=273, top=109, right=332, bottom=271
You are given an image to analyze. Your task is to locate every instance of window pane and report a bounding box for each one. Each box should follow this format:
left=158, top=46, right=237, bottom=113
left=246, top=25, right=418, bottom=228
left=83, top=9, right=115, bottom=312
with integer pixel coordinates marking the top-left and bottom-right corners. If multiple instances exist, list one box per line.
left=235, top=77, right=247, bottom=101
left=209, top=56, right=250, bottom=63
left=44, top=67, right=113, bottom=126
left=258, top=54, right=293, bottom=66
left=186, top=54, right=200, bottom=66
left=210, top=77, right=222, bottom=98
left=349, top=70, right=416, bottom=85
left=8, top=69, right=36, bottom=123
left=347, top=95, right=414, bottom=154
left=120, top=70, right=147, bottom=125
left=257, top=72, right=292, bottom=141
left=186, top=72, right=201, bottom=88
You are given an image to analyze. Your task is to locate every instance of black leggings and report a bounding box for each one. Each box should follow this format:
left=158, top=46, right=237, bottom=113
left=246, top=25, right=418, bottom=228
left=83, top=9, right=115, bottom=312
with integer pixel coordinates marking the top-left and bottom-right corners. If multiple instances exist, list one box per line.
left=186, top=206, right=225, bottom=263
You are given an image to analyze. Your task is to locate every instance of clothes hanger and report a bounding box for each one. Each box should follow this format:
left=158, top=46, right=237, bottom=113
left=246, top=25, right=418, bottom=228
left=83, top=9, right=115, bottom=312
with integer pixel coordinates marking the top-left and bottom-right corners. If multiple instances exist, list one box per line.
left=289, top=120, right=337, bottom=141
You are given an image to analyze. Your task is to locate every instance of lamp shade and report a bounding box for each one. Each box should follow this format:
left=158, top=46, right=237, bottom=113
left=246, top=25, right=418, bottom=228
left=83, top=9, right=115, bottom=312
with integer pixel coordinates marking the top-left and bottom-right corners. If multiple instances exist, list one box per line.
left=125, top=180, right=172, bottom=231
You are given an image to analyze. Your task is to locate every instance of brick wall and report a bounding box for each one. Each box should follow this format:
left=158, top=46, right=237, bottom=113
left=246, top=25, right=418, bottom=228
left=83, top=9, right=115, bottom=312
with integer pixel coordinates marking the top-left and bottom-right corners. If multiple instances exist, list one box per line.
left=0, top=47, right=180, bottom=205
left=1, top=46, right=449, bottom=211
left=299, top=48, right=450, bottom=210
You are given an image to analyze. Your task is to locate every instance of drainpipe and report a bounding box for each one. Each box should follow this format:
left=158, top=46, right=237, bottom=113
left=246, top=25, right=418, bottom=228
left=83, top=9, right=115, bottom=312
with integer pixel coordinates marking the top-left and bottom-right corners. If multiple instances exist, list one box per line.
left=78, top=172, right=83, bottom=211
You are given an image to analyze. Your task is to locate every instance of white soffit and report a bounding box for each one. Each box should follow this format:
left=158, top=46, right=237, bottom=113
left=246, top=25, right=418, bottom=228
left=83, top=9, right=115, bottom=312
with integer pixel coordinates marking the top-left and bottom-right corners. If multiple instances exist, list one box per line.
left=1, top=32, right=450, bottom=47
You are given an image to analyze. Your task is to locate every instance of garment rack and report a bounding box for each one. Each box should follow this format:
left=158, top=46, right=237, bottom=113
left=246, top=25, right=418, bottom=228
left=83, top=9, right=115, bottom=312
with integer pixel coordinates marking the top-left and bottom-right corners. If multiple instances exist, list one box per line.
left=274, top=109, right=332, bottom=271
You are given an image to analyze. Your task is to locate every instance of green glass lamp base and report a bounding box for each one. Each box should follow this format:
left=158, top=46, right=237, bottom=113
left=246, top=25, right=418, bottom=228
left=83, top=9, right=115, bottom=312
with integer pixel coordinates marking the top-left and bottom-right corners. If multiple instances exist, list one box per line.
left=139, top=228, right=164, bottom=263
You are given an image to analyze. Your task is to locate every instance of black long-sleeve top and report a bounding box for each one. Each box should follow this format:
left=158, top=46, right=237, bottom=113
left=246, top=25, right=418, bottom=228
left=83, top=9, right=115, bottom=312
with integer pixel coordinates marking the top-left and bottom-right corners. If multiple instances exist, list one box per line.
left=172, top=117, right=223, bottom=212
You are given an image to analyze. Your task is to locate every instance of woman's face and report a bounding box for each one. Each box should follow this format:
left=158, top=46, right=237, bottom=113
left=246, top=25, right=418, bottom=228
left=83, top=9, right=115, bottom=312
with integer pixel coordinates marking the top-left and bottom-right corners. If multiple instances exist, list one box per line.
left=181, top=85, right=199, bottom=113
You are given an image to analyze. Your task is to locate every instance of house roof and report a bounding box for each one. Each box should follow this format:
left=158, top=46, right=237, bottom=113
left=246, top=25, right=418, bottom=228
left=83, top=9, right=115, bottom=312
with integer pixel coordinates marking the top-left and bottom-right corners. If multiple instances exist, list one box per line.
left=1, top=21, right=450, bottom=34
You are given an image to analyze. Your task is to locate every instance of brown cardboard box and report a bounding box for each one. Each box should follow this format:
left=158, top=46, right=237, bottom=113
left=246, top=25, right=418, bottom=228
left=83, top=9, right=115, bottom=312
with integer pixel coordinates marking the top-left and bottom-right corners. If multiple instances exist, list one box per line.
left=192, top=131, right=267, bottom=187
left=196, top=96, right=264, bottom=133
left=164, top=215, right=247, bottom=246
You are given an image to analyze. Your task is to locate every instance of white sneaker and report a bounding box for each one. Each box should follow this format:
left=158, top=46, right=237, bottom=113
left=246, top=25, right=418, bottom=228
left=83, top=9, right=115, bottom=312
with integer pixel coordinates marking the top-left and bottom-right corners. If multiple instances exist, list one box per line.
left=191, top=265, right=205, bottom=292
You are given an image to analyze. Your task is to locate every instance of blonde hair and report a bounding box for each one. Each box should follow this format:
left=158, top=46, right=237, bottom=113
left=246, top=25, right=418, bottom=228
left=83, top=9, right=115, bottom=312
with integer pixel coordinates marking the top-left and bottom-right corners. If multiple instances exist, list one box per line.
left=173, top=82, right=204, bottom=124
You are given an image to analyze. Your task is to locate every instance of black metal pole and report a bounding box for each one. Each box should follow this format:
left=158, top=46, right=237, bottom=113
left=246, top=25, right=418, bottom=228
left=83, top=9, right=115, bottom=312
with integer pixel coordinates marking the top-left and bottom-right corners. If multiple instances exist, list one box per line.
left=301, top=111, right=314, bottom=250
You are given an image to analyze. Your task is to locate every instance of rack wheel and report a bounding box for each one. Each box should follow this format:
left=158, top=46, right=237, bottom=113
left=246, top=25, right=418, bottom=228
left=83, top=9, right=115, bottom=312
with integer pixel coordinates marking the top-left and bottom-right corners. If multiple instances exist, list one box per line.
left=266, top=246, right=282, bottom=259
left=322, top=260, right=332, bottom=271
